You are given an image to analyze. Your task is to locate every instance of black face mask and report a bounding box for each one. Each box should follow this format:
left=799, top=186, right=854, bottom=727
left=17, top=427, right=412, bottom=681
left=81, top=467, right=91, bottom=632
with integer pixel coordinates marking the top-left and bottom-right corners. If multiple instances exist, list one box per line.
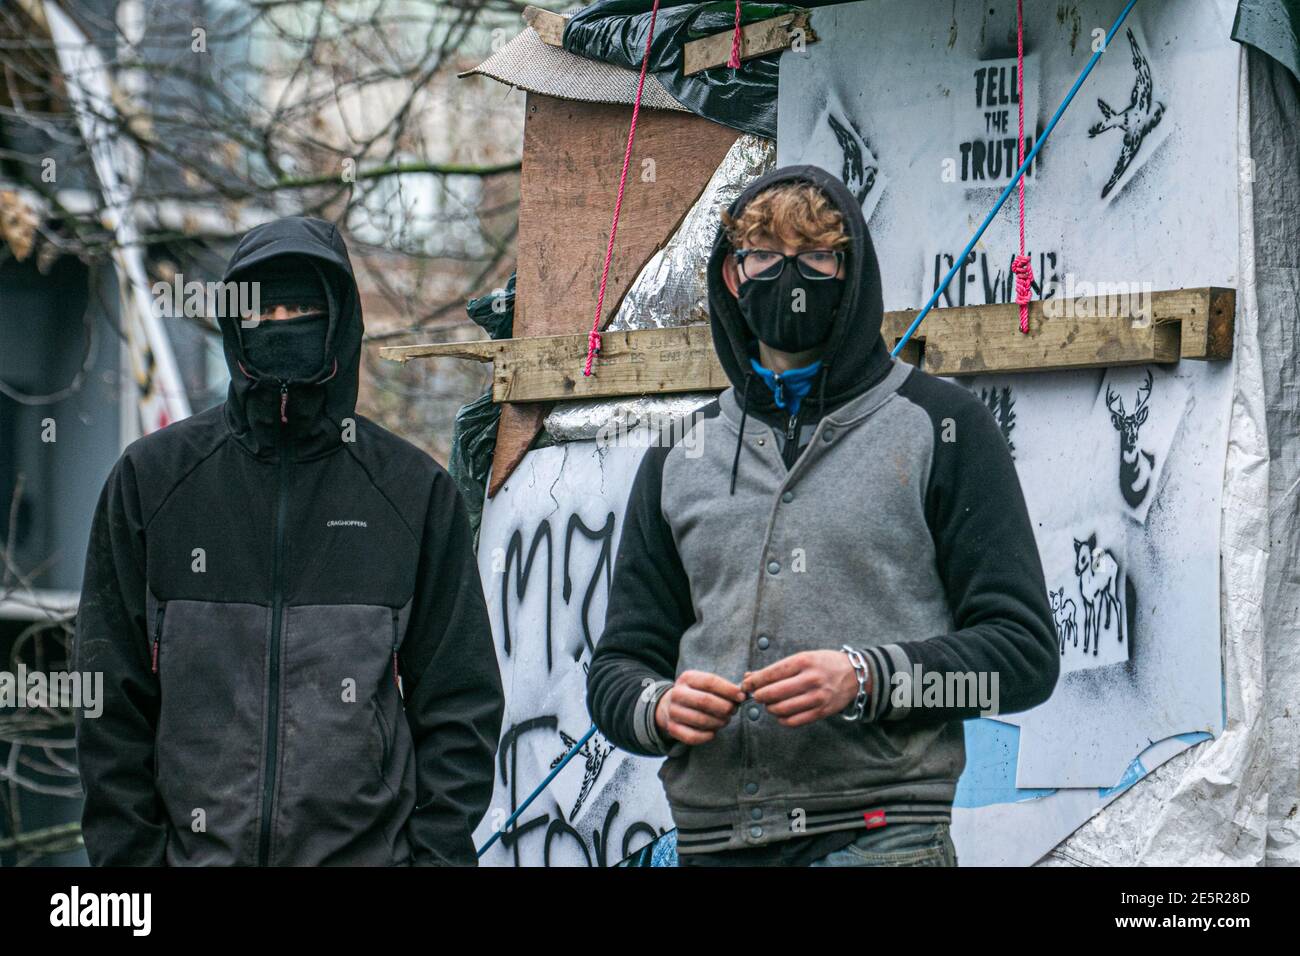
left=736, top=268, right=844, bottom=353
left=242, top=313, right=329, bottom=382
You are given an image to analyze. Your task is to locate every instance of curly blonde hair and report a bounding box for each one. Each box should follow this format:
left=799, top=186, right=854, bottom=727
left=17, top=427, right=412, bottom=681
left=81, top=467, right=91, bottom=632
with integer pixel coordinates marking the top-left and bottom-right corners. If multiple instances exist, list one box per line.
left=721, top=181, right=850, bottom=251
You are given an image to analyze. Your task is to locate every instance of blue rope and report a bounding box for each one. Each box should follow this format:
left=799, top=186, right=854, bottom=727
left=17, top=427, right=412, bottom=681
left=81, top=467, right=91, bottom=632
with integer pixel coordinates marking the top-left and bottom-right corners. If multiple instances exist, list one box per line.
left=892, top=0, right=1142, bottom=359
left=477, top=722, right=597, bottom=858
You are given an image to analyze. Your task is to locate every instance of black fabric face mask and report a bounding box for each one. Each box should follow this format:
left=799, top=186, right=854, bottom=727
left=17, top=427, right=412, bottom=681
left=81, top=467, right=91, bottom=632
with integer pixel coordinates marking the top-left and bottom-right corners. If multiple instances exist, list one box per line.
left=242, top=313, right=329, bottom=382
left=736, top=268, right=844, bottom=352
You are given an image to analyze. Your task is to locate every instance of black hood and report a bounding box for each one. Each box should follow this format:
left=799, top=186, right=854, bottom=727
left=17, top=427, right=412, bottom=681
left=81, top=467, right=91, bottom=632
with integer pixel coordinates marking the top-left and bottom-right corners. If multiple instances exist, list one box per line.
left=219, top=216, right=362, bottom=458
left=706, top=164, right=893, bottom=420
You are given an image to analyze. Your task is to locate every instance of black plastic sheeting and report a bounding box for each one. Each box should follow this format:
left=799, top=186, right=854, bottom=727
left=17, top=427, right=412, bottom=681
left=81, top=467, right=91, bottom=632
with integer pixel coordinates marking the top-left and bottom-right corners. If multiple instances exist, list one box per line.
left=448, top=273, right=514, bottom=545
left=563, top=0, right=808, bottom=138
left=1234, top=0, right=1300, bottom=86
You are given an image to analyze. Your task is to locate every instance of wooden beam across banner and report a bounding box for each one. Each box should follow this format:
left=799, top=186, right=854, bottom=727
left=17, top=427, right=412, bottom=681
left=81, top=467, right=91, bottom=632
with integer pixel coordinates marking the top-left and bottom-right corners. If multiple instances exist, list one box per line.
left=379, top=288, right=1235, bottom=402
left=382, top=325, right=730, bottom=402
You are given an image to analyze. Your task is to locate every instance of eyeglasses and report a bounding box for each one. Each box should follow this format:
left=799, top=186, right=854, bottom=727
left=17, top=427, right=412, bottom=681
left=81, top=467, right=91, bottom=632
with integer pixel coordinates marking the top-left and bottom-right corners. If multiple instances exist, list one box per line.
left=733, top=248, right=845, bottom=282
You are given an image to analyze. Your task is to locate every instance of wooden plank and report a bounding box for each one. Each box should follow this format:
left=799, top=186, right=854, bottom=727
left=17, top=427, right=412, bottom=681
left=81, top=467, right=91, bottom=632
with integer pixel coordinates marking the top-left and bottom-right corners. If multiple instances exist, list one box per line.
left=1169, top=286, right=1235, bottom=360
left=383, top=327, right=728, bottom=402
left=497, top=326, right=728, bottom=402
left=896, top=287, right=1233, bottom=375
left=385, top=288, right=1235, bottom=401
left=382, top=341, right=499, bottom=363
left=891, top=297, right=1177, bottom=377
left=516, top=95, right=738, bottom=340
left=490, top=403, right=550, bottom=498
left=682, top=12, right=817, bottom=75
left=521, top=6, right=567, bottom=47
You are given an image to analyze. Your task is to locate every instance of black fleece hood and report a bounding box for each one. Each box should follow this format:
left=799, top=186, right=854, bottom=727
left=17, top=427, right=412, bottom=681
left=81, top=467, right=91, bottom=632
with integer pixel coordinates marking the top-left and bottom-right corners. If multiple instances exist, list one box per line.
left=220, top=216, right=362, bottom=458
left=707, top=164, right=893, bottom=419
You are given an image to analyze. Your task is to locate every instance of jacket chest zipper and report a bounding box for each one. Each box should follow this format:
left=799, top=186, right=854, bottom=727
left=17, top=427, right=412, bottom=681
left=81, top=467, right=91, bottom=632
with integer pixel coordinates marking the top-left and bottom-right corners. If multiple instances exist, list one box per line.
left=151, top=604, right=165, bottom=674
left=782, top=412, right=801, bottom=469
left=258, top=382, right=291, bottom=866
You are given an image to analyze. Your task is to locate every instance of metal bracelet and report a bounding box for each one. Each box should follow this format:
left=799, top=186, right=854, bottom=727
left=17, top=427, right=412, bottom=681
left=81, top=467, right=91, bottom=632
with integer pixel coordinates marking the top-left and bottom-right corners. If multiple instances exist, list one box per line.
left=840, top=644, right=870, bottom=721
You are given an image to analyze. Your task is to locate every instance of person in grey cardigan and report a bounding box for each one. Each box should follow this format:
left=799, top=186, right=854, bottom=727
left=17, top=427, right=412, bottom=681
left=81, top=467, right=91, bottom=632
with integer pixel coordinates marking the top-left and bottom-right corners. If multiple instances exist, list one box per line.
left=586, top=166, right=1059, bottom=867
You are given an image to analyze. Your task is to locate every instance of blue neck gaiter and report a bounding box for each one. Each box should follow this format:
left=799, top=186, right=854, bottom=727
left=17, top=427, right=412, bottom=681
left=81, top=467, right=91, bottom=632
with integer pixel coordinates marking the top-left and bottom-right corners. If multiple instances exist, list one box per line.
left=748, top=358, right=824, bottom=416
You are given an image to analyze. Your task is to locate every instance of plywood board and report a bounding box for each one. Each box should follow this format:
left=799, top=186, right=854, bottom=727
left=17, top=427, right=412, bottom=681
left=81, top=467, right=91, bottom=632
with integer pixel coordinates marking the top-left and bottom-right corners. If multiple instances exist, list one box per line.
left=490, top=93, right=739, bottom=492
left=489, top=403, right=550, bottom=499
left=515, top=94, right=738, bottom=339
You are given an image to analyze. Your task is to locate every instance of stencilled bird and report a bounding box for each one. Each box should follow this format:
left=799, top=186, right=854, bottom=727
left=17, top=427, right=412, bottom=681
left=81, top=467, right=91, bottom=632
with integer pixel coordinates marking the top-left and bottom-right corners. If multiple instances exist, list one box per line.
left=1088, top=27, right=1165, bottom=199
left=550, top=729, right=613, bottom=821
left=828, top=113, right=878, bottom=205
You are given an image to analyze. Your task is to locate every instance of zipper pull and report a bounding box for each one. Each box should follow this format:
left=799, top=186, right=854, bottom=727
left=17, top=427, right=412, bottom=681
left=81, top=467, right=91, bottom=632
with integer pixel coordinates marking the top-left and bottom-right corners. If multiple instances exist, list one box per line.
left=151, top=607, right=164, bottom=675
left=279, top=382, right=289, bottom=425
left=786, top=414, right=798, bottom=443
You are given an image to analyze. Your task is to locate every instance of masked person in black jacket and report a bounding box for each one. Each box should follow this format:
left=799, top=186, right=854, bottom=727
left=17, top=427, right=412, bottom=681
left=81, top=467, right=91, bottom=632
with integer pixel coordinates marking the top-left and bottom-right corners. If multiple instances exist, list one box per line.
left=587, top=167, right=1059, bottom=867
left=74, top=216, right=504, bottom=866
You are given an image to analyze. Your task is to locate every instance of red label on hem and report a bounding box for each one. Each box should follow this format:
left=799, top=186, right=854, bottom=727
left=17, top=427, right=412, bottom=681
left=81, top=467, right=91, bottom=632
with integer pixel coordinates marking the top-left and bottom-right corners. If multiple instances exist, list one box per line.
left=863, top=810, right=887, bottom=829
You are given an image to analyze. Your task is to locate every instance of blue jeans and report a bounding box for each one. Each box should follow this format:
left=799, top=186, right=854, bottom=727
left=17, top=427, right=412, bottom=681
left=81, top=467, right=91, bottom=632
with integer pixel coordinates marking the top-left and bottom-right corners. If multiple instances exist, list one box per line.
left=809, top=822, right=958, bottom=867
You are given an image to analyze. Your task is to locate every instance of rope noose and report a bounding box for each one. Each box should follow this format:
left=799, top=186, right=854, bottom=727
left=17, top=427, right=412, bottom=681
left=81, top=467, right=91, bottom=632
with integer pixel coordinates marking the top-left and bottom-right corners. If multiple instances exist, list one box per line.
left=1012, top=0, right=1034, bottom=334
left=728, top=0, right=743, bottom=69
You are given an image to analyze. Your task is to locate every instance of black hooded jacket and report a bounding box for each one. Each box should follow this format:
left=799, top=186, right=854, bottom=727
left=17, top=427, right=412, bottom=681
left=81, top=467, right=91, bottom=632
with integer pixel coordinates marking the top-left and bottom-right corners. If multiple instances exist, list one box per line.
left=74, top=216, right=504, bottom=866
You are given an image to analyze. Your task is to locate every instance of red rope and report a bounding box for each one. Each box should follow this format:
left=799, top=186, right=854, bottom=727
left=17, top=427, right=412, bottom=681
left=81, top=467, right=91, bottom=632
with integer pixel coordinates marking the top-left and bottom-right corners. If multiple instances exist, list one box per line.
left=728, top=0, right=743, bottom=69
left=1012, top=0, right=1034, bottom=334
left=583, top=0, right=663, bottom=377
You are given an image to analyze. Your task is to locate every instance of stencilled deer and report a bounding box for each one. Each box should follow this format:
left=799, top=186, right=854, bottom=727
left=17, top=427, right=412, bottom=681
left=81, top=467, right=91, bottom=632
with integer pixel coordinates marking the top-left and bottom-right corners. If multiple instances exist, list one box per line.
left=1049, top=587, right=1078, bottom=655
left=1106, top=370, right=1156, bottom=508
left=1073, top=535, right=1126, bottom=654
